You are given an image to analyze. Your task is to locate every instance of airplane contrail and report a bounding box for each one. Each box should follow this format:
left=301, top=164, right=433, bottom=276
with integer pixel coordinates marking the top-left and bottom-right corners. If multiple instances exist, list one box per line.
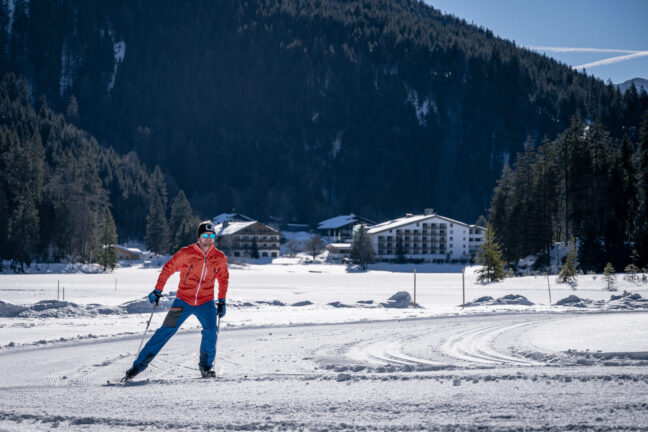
left=574, top=51, right=648, bottom=69
left=526, top=45, right=648, bottom=69
left=527, top=46, right=638, bottom=54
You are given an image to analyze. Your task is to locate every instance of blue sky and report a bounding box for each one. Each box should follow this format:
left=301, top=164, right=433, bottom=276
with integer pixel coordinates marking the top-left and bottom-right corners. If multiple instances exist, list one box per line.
left=425, top=0, right=648, bottom=84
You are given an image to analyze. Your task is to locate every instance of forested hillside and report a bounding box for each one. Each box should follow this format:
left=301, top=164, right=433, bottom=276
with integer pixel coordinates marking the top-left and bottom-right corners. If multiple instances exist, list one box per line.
left=490, top=113, right=648, bottom=271
left=1, top=0, right=647, bottom=225
left=0, top=74, right=196, bottom=267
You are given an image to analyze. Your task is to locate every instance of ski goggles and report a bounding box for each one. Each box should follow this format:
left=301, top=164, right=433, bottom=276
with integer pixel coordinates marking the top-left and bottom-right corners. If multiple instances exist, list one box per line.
left=201, top=233, right=216, bottom=239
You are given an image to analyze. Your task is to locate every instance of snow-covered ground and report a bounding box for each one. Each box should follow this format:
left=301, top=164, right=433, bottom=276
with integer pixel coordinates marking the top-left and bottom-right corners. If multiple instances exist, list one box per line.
left=1, top=260, right=648, bottom=430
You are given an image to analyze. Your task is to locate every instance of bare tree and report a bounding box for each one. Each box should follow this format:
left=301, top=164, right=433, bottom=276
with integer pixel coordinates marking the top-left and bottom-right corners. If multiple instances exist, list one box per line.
left=305, top=235, right=325, bottom=260
left=286, top=238, right=301, bottom=257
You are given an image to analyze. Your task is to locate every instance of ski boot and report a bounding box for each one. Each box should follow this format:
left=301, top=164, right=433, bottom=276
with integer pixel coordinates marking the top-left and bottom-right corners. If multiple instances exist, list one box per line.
left=199, top=365, right=216, bottom=378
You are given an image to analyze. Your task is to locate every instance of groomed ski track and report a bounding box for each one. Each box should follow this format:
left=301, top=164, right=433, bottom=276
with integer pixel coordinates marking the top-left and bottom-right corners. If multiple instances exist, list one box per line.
left=1, top=311, right=648, bottom=431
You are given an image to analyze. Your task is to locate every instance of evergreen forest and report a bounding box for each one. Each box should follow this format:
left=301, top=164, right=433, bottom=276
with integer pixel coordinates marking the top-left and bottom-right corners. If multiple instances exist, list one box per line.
left=489, top=113, right=648, bottom=271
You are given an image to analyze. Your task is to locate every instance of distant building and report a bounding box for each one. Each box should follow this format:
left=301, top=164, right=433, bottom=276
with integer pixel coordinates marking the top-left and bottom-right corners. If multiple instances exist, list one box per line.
left=326, top=243, right=352, bottom=262
left=366, top=209, right=485, bottom=263
left=212, top=219, right=280, bottom=258
left=113, top=245, right=144, bottom=260
left=211, top=212, right=255, bottom=224
left=317, top=214, right=376, bottom=242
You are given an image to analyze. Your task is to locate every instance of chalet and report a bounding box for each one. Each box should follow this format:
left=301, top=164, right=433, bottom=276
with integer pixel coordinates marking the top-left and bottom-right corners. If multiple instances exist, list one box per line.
left=212, top=219, right=280, bottom=258
left=326, top=243, right=352, bottom=262
left=212, top=212, right=255, bottom=224
left=366, top=209, right=486, bottom=263
left=113, top=245, right=145, bottom=260
left=317, top=213, right=376, bottom=242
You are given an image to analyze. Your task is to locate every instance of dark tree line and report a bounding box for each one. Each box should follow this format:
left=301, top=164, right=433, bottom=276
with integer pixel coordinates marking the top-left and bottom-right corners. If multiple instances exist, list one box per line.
left=489, top=112, right=648, bottom=272
left=2, top=0, right=647, bottom=226
left=0, top=74, right=198, bottom=269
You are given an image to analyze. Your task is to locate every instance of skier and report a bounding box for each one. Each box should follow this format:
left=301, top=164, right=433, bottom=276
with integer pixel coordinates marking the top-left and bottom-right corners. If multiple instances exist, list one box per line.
left=124, top=221, right=229, bottom=379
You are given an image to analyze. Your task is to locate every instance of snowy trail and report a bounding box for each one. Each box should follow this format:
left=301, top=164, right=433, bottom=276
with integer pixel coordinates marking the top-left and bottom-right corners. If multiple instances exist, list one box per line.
left=1, top=312, right=648, bottom=430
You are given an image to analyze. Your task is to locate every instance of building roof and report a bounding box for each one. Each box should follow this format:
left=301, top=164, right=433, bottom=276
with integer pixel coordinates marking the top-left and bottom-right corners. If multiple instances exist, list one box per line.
left=113, top=245, right=144, bottom=254
left=211, top=212, right=254, bottom=224
left=328, top=243, right=352, bottom=249
left=367, top=213, right=480, bottom=235
left=318, top=214, right=375, bottom=230
left=213, top=220, right=279, bottom=236
left=214, top=221, right=257, bottom=236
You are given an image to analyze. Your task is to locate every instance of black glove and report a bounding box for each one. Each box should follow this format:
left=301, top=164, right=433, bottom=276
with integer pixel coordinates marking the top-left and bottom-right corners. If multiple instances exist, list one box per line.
left=217, top=298, right=226, bottom=318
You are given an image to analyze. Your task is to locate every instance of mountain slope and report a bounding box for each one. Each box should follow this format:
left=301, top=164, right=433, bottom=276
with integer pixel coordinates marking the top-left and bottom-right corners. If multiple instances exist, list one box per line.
left=1, top=0, right=646, bottom=224
left=616, top=78, right=648, bottom=94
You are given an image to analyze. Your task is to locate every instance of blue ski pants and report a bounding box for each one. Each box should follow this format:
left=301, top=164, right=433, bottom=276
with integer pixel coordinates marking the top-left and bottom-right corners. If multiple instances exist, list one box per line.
left=133, top=298, right=218, bottom=372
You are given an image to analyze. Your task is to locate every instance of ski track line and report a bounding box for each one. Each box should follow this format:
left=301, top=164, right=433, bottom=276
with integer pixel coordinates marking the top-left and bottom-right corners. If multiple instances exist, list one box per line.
left=444, top=322, right=524, bottom=365
left=442, top=321, right=545, bottom=366
left=468, top=321, right=544, bottom=366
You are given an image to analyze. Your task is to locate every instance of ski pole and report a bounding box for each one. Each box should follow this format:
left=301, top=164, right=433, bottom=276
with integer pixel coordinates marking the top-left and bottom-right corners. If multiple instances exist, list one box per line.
left=214, top=315, right=221, bottom=361
left=135, top=299, right=159, bottom=357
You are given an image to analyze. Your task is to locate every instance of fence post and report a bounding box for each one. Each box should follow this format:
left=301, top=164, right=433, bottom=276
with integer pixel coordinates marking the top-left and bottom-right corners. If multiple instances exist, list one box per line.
left=413, top=268, right=417, bottom=308
left=57, top=280, right=60, bottom=300
left=462, top=268, right=465, bottom=309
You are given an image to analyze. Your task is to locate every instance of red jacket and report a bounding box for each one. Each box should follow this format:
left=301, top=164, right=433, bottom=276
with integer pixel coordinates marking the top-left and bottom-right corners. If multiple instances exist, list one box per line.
left=155, top=244, right=229, bottom=306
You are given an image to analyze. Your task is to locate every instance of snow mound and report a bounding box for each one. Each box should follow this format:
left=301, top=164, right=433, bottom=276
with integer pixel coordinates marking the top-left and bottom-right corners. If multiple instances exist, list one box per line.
left=464, top=294, right=534, bottom=307
left=257, top=300, right=286, bottom=306
left=328, top=301, right=353, bottom=308
left=1, top=300, right=123, bottom=318
left=120, top=292, right=176, bottom=313
left=554, top=292, right=648, bottom=310
left=555, top=295, right=592, bottom=308
left=0, top=301, right=28, bottom=317
left=381, top=291, right=412, bottom=308
left=1, top=262, right=105, bottom=274
left=606, top=291, right=648, bottom=310
left=292, top=301, right=313, bottom=307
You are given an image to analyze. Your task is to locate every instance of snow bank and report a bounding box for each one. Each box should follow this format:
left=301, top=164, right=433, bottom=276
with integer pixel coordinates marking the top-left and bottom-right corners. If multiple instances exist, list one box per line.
left=1, top=300, right=122, bottom=318
left=0, top=301, right=28, bottom=317
left=554, top=291, right=648, bottom=310
left=1, top=261, right=105, bottom=274
left=381, top=291, right=412, bottom=308
left=120, top=291, right=176, bottom=313
left=0, top=293, right=178, bottom=318
left=464, top=294, right=534, bottom=307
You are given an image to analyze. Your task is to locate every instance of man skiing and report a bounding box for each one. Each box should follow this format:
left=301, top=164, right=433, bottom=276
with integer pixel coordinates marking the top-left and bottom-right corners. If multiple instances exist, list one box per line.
left=124, top=221, right=229, bottom=379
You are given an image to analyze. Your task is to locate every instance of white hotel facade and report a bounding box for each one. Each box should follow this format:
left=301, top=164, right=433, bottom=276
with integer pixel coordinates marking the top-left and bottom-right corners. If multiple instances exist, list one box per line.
left=365, top=210, right=485, bottom=263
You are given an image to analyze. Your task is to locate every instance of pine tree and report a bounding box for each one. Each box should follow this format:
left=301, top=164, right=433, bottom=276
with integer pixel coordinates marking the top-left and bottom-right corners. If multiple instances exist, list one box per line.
left=395, top=235, right=406, bottom=264
left=145, top=193, right=170, bottom=255
left=66, top=95, right=79, bottom=123
left=1, top=127, right=44, bottom=268
left=150, top=166, right=169, bottom=212
left=635, top=113, right=648, bottom=267
left=350, top=224, right=375, bottom=270
left=97, top=206, right=118, bottom=271
left=169, top=190, right=196, bottom=251
left=559, top=239, right=579, bottom=285
left=0, top=187, right=8, bottom=262
left=250, top=238, right=260, bottom=258
left=603, top=262, right=616, bottom=291
left=476, top=225, right=506, bottom=283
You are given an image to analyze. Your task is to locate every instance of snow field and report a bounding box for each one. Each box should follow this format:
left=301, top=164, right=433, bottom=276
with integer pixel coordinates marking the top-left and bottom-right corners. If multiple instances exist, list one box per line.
left=1, top=314, right=648, bottom=430
left=2, top=262, right=648, bottom=430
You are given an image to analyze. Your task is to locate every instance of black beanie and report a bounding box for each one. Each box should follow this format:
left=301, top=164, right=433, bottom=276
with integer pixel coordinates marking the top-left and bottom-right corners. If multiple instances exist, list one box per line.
left=198, top=221, right=216, bottom=236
